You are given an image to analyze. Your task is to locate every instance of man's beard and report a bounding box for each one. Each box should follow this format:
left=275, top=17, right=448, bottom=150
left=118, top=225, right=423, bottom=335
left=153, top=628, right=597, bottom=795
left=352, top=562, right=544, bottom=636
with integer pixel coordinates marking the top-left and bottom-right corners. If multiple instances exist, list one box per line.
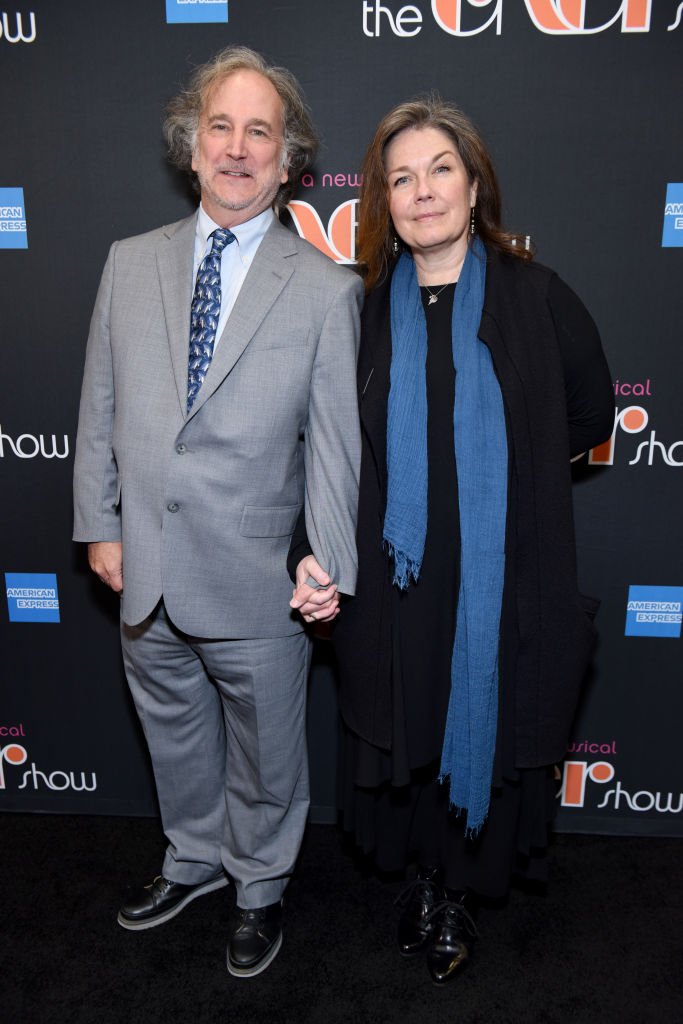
left=197, top=165, right=282, bottom=214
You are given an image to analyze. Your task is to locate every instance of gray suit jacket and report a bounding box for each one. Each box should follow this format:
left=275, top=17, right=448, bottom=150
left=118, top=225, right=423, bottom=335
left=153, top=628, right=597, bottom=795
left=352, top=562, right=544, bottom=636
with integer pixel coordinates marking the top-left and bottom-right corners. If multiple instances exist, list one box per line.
left=73, top=213, right=362, bottom=637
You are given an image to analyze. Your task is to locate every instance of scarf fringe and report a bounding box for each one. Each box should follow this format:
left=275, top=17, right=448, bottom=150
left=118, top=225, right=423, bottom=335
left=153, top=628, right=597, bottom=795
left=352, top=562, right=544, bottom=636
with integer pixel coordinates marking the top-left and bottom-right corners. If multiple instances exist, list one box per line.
left=383, top=541, right=420, bottom=590
left=438, top=771, right=488, bottom=839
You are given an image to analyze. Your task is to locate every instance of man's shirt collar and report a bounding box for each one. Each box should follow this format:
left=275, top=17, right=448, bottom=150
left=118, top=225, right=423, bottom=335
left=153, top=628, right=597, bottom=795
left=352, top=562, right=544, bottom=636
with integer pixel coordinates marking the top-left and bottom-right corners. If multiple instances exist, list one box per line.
left=196, top=204, right=275, bottom=268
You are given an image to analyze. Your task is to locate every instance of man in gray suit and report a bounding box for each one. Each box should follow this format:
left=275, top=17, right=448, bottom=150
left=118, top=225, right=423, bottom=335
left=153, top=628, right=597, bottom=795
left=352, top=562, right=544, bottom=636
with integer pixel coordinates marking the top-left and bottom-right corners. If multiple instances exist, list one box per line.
left=73, top=46, right=361, bottom=978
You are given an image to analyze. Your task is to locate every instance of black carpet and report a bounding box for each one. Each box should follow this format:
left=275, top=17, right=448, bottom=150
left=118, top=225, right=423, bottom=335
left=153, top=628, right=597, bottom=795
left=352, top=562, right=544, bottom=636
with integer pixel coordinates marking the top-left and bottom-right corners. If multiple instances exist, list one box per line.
left=2, top=814, right=681, bottom=1024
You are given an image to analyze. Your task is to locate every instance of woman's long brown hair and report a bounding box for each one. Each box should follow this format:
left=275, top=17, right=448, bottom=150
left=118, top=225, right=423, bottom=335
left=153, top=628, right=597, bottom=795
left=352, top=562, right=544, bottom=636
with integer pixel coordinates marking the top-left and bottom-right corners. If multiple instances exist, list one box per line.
left=357, top=95, right=533, bottom=293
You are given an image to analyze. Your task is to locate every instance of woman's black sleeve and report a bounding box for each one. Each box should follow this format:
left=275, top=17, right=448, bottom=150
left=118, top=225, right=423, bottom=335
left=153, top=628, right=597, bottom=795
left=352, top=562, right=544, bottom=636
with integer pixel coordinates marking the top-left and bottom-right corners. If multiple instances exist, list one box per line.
left=547, top=274, right=615, bottom=458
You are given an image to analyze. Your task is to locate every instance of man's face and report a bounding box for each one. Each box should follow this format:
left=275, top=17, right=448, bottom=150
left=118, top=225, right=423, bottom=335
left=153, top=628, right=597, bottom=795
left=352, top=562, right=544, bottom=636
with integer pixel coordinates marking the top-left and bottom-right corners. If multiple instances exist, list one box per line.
left=192, top=69, right=289, bottom=228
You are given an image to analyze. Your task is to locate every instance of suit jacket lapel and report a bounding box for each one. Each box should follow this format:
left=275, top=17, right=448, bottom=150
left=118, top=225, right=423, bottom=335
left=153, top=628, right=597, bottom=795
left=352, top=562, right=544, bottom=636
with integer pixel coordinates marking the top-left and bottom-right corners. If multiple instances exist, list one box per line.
left=186, top=217, right=297, bottom=420
left=156, top=214, right=197, bottom=414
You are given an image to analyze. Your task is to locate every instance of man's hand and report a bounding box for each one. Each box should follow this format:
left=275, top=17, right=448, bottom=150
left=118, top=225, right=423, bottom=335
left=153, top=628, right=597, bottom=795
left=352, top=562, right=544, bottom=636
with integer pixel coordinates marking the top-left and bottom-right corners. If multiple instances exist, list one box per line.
left=290, top=555, right=339, bottom=623
left=88, top=541, right=123, bottom=593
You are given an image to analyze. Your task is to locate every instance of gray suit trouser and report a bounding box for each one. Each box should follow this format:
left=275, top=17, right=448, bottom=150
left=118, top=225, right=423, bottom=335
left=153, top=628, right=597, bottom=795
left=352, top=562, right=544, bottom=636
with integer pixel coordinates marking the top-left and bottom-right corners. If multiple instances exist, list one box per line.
left=120, top=602, right=310, bottom=908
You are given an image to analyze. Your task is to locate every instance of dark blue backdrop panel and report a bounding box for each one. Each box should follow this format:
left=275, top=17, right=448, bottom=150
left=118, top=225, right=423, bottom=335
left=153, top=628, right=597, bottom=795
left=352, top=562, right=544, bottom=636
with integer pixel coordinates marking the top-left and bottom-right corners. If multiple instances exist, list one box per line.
left=1, top=0, right=681, bottom=836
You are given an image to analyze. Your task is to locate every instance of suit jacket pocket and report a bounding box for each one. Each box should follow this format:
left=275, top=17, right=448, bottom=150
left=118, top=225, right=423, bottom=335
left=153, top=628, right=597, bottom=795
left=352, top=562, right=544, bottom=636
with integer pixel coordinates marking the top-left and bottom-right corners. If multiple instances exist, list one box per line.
left=239, top=504, right=301, bottom=538
left=251, top=330, right=310, bottom=352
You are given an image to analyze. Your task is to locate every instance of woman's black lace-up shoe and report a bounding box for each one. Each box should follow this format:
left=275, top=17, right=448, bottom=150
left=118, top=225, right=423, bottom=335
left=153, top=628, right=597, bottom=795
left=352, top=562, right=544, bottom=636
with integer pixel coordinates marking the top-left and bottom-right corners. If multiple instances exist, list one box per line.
left=394, top=866, right=444, bottom=956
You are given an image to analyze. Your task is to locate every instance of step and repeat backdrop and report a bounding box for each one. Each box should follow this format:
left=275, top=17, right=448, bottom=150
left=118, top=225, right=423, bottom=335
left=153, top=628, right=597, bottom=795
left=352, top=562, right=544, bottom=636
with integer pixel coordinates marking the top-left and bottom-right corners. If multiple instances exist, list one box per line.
left=1, top=1, right=681, bottom=835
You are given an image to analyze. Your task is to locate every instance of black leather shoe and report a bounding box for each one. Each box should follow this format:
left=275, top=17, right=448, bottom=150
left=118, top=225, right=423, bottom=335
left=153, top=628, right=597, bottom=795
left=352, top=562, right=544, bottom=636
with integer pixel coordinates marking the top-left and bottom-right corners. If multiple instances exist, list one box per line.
left=117, top=873, right=228, bottom=931
left=395, top=867, right=444, bottom=956
left=227, top=901, right=283, bottom=978
left=426, top=893, right=479, bottom=984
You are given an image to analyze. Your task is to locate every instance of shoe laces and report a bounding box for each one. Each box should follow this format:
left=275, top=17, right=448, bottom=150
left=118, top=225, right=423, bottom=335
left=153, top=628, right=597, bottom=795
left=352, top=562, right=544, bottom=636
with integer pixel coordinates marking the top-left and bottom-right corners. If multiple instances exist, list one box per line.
left=239, top=907, right=266, bottom=923
left=425, top=899, right=479, bottom=939
left=394, top=877, right=442, bottom=908
left=148, top=875, right=172, bottom=893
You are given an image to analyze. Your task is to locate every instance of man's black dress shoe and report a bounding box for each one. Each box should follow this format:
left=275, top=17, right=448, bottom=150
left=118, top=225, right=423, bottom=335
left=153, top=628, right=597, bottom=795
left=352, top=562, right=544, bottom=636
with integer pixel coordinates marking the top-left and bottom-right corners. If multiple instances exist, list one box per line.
left=426, top=892, right=479, bottom=985
left=117, top=873, right=228, bottom=931
left=395, top=867, right=444, bottom=956
left=227, top=901, right=283, bottom=978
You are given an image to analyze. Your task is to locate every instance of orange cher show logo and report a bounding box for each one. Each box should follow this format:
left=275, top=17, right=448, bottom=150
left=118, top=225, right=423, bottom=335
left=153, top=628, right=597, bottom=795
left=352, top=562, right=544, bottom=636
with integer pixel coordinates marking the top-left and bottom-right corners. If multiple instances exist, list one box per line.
left=288, top=199, right=359, bottom=265
left=0, top=11, right=36, bottom=43
left=586, top=381, right=683, bottom=468
left=560, top=754, right=683, bottom=815
left=0, top=738, right=97, bottom=793
left=362, top=0, right=681, bottom=36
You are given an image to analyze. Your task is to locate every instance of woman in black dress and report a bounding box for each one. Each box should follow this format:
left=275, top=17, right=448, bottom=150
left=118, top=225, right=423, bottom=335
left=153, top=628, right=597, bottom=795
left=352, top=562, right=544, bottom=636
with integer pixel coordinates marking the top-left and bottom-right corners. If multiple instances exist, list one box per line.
left=290, top=96, right=614, bottom=984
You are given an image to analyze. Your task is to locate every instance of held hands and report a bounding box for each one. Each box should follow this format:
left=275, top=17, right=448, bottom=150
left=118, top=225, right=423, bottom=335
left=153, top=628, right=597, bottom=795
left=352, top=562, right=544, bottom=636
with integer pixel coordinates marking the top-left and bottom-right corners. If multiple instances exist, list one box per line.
left=88, top=541, right=123, bottom=593
left=290, top=555, right=340, bottom=624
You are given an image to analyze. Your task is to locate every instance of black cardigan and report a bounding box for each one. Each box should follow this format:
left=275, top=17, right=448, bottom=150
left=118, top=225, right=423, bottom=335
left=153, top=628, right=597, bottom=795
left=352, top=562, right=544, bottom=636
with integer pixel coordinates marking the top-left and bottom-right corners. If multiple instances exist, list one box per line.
left=291, top=250, right=614, bottom=769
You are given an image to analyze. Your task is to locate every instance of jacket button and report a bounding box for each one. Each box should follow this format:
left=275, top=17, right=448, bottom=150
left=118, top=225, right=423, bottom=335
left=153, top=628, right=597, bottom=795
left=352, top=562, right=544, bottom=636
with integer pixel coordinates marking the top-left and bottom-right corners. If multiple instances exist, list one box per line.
left=167, top=502, right=180, bottom=513
left=176, top=443, right=186, bottom=454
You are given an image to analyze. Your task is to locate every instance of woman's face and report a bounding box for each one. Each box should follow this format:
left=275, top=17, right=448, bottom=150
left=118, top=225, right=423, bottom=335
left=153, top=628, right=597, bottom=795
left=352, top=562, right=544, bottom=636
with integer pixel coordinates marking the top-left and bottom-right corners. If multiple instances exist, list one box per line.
left=384, top=126, right=477, bottom=265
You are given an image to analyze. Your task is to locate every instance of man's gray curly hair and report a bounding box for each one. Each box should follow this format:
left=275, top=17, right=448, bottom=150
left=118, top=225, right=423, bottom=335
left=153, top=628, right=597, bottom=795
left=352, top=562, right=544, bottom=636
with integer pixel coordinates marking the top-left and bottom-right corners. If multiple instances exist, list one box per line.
left=164, top=46, right=319, bottom=208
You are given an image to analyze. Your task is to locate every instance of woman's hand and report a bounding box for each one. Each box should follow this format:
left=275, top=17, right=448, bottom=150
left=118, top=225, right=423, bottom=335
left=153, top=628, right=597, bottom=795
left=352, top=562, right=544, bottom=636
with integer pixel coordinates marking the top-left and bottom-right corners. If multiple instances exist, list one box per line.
left=290, top=555, right=339, bottom=623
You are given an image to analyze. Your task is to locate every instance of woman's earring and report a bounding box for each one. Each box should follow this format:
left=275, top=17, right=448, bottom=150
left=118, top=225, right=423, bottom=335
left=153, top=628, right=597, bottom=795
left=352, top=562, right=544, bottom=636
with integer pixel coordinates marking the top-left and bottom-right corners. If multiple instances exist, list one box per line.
left=470, top=206, right=476, bottom=236
left=392, top=235, right=400, bottom=256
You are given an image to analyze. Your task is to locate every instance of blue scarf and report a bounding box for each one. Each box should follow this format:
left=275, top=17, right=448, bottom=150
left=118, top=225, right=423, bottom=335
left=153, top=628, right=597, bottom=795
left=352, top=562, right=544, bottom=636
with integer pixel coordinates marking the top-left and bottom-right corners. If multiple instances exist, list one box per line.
left=385, top=238, right=508, bottom=834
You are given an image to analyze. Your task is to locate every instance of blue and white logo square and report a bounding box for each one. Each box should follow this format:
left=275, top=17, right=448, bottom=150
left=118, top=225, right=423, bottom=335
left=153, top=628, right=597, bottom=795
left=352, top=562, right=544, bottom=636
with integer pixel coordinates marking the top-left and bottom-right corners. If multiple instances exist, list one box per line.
left=0, top=188, right=28, bottom=249
left=5, top=573, right=60, bottom=623
left=662, top=183, right=683, bottom=248
left=166, top=0, right=228, bottom=23
left=625, top=585, right=683, bottom=639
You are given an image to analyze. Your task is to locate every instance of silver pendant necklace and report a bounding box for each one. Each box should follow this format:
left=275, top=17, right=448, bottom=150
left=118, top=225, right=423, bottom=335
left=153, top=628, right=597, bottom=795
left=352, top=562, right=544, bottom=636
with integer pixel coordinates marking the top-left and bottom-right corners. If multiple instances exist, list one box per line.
left=424, top=283, right=450, bottom=305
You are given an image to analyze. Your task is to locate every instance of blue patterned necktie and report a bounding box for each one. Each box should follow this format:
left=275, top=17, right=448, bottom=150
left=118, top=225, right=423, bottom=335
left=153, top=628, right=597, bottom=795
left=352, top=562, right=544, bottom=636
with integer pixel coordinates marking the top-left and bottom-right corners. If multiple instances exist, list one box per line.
left=187, top=227, right=235, bottom=411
